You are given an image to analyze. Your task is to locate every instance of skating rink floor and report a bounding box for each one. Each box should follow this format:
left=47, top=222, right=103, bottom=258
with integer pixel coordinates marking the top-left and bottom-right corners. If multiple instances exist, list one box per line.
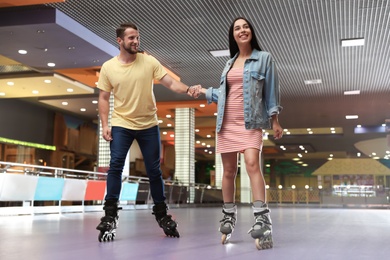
left=1, top=205, right=390, bottom=260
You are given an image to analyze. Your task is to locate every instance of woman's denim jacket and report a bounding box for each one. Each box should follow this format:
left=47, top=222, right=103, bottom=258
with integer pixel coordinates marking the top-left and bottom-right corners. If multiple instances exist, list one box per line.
left=205, top=49, right=282, bottom=132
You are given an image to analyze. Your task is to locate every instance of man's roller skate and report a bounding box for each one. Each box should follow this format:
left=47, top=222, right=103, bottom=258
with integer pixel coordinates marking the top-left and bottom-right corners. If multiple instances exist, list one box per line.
left=96, top=200, right=122, bottom=242
left=247, top=202, right=273, bottom=250
left=152, top=202, right=180, bottom=238
left=219, top=204, right=237, bottom=244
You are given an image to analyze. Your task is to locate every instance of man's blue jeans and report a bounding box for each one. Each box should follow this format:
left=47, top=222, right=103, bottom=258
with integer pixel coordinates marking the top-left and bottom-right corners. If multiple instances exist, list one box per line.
left=105, top=125, right=166, bottom=203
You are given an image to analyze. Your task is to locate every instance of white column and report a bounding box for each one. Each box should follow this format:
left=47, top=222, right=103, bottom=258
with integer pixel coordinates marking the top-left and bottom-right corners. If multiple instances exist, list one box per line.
left=240, top=153, right=251, bottom=203
left=174, top=108, right=195, bottom=202
left=215, top=153, right=223, bottom=188
left=97, top=94, right=114, bottom=169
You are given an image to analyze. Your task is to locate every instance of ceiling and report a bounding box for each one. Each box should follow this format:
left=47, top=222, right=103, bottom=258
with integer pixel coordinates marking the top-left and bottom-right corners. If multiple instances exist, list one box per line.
left=0, top=0, right=389, bottom=166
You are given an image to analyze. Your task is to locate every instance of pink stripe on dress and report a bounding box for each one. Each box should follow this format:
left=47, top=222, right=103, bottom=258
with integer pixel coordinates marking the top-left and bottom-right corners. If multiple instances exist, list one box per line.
left=217, top=67, right=263, bottom=154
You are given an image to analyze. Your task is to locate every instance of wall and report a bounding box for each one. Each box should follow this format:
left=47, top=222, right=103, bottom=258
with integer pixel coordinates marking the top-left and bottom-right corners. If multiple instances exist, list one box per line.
left=0, top=99, right=54, bottom=145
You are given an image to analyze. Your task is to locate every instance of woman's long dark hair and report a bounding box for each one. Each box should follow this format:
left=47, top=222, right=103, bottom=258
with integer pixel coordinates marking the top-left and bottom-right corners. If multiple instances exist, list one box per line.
left=228, top=17, right=262, bottom=58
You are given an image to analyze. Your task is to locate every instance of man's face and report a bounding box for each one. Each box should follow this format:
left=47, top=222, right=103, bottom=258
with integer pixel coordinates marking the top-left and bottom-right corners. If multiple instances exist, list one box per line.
left=119, top=28, right=140, bottom=54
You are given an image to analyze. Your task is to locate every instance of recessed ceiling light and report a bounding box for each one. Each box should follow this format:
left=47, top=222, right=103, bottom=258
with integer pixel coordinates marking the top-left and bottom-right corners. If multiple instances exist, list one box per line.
left=341, top=38, right=364, bottom=47
left=44, top=80, right=51, bottom=84
left=32, top=90, right=39, bottom=94
left=304, top=79, right=322, bottom=85
left=346, top=115, right=359, bottom=119
left=7, top=82, right=14, bottom=86
left=209, top=49, right=230, bottom=57
left=18, top=50, right=27, bottom=54
left=92, top=100, right=98, bottom=104
left=344, top=90, right=360, bottom=95
left=167, top=123, right=172, bottom=127
left=67, top=88, right=74, bottom=92
left=166, top=114, right=171, bottom=118
left=0, top=92, right=5, bottom=96
left=62, top=102, right=68, bottom=106
left=162, top=132, right=167, bottom=135
left=357, top=124, right=362, bottom=127
left=199, top=104, right=205, bottom=107
left=80, top=108, right=86, bottom=112
left=47, top=62, right=56, bottom=67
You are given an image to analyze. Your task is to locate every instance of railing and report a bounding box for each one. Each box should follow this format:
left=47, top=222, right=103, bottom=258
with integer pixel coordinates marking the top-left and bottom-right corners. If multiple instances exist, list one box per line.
left=1, top=161, right=389, bottom=216
left=0, top=161, right=223, bottom=215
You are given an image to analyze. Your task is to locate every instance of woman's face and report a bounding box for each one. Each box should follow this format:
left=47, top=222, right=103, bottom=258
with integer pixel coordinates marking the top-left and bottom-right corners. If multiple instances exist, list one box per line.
left=233, top=19, right=252, bottom=45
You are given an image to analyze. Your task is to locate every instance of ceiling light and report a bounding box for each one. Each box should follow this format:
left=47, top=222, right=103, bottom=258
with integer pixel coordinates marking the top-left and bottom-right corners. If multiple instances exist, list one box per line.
left=92, top=100, right=98, bottom=104
left=166, top=114, right=171, bottom=118
left=162, top=132, right=167, bottom=135
left=32, top=90, right=39, bottom=94
left=304, top=79, right=322, bottom=85
left=357, top=124, right=361, bottom=127
left=61, top=102, right=68, bottom=106
left=18, top=50, right=27, bottom=54
left=341, top=38, right=364, bottom=47
left=344, top=90, right=360, bottom=95
left=199, top=104, right=205, bottom=107
left=67, top=88, right=74, bottom=92
left=195, top=129, right=200, bottom=132
left=346, top=115, right=358, bottom=119
left=80, top=108, right=86, bottom=112
left=167, top=123, right=172, bottom=127
left=7, top=82, right=14, bottom=86
left=44, top=80, right=51, bottom=84
left=47, top=63, right=56, bottom=67
left=207, top=135, right=211, bottom=138
left=357, top=153, right=361, bottom=157
left=209, top=49, right=230, bottom=57
left=158, top=120, right=163, bottom=123
left=0, top=92, right=5, bottom=96
left=170, top=134, right=174, bottom=138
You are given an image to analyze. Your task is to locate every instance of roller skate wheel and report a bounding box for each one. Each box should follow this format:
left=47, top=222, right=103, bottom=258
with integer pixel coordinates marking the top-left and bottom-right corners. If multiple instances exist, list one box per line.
left=255, top=238, right=273, bottom=250
left=221, top=233, right=231, bottom=244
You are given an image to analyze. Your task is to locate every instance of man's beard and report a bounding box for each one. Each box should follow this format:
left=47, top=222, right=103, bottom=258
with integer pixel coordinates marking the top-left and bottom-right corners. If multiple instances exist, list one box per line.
left=124, top=44, right=138, bottom=54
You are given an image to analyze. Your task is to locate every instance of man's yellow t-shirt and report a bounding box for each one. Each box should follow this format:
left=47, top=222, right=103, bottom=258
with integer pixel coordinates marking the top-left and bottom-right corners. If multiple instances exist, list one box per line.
left=98, top=53, right=167, bottom=130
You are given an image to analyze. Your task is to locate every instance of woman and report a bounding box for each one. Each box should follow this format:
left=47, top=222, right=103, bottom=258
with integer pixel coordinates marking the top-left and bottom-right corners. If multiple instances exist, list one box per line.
left=201, top=17, right=283, bottom=250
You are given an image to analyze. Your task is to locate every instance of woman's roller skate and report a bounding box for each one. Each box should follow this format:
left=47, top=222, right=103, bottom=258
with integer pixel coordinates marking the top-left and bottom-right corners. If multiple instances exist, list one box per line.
left=219, top=204, right=237, bottom=244
left=152, top=202, right=180, bottom=238
left=247, top=202, right=273, bottom=250
left=96, top=200, right=122, bottom=242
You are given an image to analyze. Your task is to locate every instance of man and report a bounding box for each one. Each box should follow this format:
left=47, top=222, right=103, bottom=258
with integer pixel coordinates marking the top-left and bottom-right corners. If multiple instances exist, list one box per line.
left=96, top=22, right=201, bottom=242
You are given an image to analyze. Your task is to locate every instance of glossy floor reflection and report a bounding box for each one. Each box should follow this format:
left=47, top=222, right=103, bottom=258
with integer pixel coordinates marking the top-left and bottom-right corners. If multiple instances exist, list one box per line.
left=1, top=205, right=390, bottom=260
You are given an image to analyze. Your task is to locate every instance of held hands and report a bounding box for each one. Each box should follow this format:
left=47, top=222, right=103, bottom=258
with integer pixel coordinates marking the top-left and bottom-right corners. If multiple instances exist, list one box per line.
left=186, top=85, right=202, bottom=99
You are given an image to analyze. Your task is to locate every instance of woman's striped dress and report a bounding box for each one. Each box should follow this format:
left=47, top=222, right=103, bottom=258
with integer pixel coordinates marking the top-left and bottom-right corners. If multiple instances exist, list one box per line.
left=216, top=67, right=263, bottom=154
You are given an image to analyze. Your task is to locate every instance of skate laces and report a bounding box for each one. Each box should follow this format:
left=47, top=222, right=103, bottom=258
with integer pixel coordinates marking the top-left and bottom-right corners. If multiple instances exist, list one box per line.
left=220, top=211, right=236, bottom=227
left=247, top=209, right=271, bottom=233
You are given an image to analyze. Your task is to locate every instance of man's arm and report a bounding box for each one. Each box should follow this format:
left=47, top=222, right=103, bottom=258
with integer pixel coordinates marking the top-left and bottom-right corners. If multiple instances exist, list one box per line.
left=98, top=89, right=113, bottom=141
left=158, top=74, right=201, bottom=98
